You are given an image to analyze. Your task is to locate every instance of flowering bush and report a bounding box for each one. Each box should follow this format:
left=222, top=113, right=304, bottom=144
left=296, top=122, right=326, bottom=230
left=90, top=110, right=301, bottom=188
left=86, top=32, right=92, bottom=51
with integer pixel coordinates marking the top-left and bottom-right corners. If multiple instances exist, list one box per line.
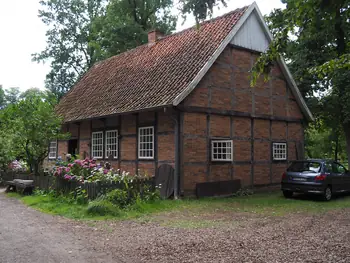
left=50, top=158, right=152, bottom=184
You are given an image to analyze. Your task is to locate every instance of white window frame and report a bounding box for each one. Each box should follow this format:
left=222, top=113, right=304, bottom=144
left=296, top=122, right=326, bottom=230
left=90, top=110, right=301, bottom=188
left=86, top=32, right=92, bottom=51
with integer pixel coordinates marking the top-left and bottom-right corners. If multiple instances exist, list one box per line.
left=105, top=130, right=118, bottom=159
left=138, top=126, right=154, bottom=160
left=272, top=142, right=287, bottom=161
left=91, top=131, right=104, bottom=159
left=48, top=140, right=57, bottom=160
left=211, top=140, right=233, bottom=162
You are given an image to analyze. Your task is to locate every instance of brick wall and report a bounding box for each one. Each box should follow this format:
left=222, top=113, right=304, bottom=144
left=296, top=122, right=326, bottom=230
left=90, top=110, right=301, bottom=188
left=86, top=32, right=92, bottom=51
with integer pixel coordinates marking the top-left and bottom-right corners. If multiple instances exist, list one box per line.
left=180, top=45, right=306, bottom=194
left=55, top=110, right=176, bottom=178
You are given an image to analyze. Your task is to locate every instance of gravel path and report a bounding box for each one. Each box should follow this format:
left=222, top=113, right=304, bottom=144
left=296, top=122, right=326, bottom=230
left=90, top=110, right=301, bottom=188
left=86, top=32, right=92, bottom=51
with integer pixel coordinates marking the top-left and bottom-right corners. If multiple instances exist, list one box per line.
left=1, top=189, right=350, bottom=262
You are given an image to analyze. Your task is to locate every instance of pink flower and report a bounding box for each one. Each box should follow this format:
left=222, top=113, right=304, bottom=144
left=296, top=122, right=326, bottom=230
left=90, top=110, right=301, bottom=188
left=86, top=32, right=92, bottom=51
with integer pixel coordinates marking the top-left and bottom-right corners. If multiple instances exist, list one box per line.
left=103, top=169, right=108, bottom=174
left=89, top=163, right=97, bottom=169
left=68, top=163, right=74, bottom=168
left=65, top=167, right=71, bottom=173
left=64, top=174, right=72, bottom=180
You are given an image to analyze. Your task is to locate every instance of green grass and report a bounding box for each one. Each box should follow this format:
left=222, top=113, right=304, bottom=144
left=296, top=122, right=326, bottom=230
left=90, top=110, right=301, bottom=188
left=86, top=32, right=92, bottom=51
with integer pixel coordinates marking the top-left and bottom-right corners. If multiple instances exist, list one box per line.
left=6, top=191, right=350, bottom=224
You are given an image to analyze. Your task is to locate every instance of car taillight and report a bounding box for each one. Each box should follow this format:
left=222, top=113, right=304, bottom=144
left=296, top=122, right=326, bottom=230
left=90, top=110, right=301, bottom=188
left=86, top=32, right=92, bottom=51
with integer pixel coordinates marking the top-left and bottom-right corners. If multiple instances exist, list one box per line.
left=315, top=174, right=327, bottom=181
left=282, top=172, right=287, bottom=180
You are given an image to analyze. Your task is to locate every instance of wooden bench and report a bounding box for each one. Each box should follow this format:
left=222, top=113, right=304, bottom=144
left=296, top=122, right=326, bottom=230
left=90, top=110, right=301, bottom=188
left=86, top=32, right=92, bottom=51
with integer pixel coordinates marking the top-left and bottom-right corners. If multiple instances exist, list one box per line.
left=5, top=179, right=34, bottom=195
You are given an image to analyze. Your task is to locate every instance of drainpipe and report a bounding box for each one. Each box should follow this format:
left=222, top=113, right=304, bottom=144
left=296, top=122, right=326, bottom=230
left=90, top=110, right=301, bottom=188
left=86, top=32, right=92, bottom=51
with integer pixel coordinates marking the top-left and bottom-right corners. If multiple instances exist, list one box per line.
left=168, top=108, right=180, bottom=199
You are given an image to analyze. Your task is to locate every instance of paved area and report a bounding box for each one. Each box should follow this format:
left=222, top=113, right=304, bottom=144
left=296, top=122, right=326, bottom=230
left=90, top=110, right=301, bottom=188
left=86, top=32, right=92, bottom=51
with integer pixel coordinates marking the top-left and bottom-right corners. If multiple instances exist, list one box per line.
left=1, top=189, right=350, bottom=262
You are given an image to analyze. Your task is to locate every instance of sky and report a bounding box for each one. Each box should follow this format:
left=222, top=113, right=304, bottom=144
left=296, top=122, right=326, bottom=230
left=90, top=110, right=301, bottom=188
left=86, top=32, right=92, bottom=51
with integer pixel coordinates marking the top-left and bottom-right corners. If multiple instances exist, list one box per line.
left=0, top=0, right=285, bottom=91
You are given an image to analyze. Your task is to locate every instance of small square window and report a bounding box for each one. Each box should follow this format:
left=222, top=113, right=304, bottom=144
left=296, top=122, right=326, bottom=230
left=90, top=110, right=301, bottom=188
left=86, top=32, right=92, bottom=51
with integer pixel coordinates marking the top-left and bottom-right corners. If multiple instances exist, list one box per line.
left=138, top=126, right=154, bottom=159
left=211, top=140, right=233, bottom=161
left=272, top=142, right=287, bottom=161
left=49, top=140, right=57, bottom=159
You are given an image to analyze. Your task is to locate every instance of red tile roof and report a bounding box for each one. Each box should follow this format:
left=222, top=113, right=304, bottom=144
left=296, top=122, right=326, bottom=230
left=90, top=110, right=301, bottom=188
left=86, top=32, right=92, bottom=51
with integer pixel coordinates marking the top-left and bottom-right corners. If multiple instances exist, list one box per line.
left=57, top=6, right=249, bottom=122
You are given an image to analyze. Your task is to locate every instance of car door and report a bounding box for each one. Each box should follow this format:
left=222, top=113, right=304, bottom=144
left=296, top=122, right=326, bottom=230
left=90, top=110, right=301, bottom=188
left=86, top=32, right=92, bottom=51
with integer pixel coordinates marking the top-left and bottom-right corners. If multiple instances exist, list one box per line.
left=331, top=162, right=344, bottom=192
left=339, top=164, right=350, bottom=192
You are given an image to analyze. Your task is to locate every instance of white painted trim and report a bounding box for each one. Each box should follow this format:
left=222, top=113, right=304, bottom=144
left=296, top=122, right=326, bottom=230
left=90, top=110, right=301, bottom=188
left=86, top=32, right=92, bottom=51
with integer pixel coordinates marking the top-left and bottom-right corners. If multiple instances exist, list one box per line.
left=172, top=2, right=314, bottom=122
left=138, top=126, right=155, bottom=160
left=211, top=140, right=233, bottom=162
left=105, top=130, right=118, bottom=159
left=48, top=140, right=57, bottom=160
left=91, top=131, right=104, bottom=159
left=272, top=142, right=287, bottom=161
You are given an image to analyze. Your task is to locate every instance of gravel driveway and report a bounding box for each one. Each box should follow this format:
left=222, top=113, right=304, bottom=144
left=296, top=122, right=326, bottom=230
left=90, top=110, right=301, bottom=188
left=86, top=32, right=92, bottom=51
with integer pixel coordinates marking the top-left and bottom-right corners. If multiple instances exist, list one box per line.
left=1, top=189, right=350, bottom=263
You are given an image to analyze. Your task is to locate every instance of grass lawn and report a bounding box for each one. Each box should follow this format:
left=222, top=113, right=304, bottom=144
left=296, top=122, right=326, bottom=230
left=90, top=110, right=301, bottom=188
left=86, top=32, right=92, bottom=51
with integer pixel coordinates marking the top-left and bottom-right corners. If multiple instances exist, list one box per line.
left=6, top=190, right=350, bottom=226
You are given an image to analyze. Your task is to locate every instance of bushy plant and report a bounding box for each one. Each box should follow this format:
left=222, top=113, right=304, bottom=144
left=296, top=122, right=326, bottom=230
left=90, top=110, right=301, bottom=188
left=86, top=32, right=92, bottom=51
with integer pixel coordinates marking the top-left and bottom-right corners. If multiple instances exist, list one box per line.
left=106, top=189, right=130, bottom=208
left=86, top=198, right=120, bottom=216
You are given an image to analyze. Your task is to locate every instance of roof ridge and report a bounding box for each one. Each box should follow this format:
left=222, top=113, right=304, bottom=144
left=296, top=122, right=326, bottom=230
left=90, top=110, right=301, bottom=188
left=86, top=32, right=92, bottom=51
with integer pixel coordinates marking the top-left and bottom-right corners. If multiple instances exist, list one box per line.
left=94, top=5, right=250, bottom=67
left=159, top=5, right=250, bottom=41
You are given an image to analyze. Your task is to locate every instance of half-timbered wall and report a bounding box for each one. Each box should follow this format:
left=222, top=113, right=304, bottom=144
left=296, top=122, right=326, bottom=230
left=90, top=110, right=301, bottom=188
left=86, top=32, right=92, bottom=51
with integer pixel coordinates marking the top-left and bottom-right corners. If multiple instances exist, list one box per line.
left=55, top=109, right=177, bottom=177
left=180, top=45, right=305, bottom=194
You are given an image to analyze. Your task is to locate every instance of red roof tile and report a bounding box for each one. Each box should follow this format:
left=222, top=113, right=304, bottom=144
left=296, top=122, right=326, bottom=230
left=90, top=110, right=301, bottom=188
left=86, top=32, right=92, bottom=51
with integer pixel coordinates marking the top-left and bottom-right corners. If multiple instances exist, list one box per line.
left=57, top=6, right=249, bottom=122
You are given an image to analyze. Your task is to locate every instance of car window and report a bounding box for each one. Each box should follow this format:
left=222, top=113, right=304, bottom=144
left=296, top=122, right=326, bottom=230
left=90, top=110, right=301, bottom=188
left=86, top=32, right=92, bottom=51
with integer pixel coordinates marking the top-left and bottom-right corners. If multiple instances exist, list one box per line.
left=337, top=163, right=346, bottom=174
left=287, top=161, right=321, bottom=173
left=332, top=163, right=347, bottom=174
left=324, top=163, right=332, bottom=173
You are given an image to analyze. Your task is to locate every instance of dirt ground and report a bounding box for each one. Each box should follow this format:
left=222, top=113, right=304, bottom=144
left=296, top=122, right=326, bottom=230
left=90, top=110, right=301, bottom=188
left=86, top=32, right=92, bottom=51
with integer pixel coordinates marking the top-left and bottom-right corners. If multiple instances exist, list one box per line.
left=1, top=189, right=350, bottom=263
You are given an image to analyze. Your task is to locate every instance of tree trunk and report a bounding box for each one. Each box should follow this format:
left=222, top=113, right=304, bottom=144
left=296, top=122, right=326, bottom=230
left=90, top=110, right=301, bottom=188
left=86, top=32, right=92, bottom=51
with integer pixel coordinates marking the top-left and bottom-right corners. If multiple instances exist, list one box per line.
left=334, top=133, right=339, bottom=161
left=343, top=124, right=350, bottom=168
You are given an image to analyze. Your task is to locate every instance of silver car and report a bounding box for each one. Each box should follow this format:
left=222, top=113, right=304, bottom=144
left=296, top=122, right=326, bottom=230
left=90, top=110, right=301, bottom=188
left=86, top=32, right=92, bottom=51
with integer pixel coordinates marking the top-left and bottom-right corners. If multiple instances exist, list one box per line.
left=281, top=160, right=350, bottom=201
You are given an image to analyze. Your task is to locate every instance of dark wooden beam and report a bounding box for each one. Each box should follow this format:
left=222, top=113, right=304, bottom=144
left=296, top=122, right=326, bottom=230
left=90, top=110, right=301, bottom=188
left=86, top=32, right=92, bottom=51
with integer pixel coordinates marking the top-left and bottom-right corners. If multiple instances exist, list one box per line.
left=176, top=105, right=303, bottom=123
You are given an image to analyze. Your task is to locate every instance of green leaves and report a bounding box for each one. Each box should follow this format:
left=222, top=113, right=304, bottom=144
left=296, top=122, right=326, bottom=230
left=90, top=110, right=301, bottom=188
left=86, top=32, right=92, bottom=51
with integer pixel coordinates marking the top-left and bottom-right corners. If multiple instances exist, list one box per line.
left=179, top=0, right=226, bottom=25
left=0, top=91, right=68, bottom=173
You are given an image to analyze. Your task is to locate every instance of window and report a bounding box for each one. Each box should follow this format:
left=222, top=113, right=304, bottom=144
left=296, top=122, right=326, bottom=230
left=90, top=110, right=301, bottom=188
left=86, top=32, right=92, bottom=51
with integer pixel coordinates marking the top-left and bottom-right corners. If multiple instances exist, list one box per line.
left=138, top=126, right=154, bottom=159
left=48, top=140, right=57, bottom=159
left=272, top=142, right=287, bottom=161
left=92, top=131, right=103, bottom=159
left=211, top=140, right=233, bottom=161
left=288, top=161, right=321, bottom=173
left=332, top=162, right=347, bottom=174
left=105, top=130, right=118, bottom=159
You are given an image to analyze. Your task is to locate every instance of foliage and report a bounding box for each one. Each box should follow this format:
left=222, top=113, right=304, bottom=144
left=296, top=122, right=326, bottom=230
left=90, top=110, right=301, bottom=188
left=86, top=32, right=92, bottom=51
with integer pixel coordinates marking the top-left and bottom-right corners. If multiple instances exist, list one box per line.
left=253, top=0, right=350, bottom=165
left=33, top=0, right=107, bottom=98
left=9, top=191, right=350, bottom=222
left=0, top=91, right=68, bottom=173
left=0, top=129, right=17, bottom=171
left=106, top=189, right=130, bottom=208
left=93, top=0, right=176, bottom=60
left=0, top=85, right=5, bottom=109
left=87, top=198, right=121, bottom=216
left=4, top=87, right=20, bottom=105
left=34, top=0, right=177, bottom=98
left=179, top=0, right=227, bottom=25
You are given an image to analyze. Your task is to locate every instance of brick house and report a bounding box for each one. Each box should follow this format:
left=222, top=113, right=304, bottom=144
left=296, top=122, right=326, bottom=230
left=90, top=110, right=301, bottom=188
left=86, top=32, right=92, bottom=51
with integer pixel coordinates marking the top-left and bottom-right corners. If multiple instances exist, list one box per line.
left=50, top=3, right=313, bottom=196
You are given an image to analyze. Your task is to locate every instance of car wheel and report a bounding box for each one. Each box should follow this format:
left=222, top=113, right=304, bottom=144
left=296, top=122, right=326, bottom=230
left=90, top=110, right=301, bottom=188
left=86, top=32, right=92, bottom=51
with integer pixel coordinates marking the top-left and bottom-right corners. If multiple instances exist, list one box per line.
left=322, top=186, right=332, bottom=201
left=283, top=190, right=293, bottom=198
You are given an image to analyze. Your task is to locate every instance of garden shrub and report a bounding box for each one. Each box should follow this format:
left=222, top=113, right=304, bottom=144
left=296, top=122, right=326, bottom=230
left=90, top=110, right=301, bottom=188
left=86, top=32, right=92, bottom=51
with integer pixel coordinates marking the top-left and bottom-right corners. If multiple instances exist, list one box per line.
left=106, top=189, right=131, bottom=208
left=86, top=198, right=120, bottom=216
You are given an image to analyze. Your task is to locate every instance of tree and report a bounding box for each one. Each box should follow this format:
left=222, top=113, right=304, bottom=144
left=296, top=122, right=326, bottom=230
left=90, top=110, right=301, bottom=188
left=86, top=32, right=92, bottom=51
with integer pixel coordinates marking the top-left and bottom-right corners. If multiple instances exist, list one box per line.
left=253, top=0, right=350, bottom=166
left=93, top=0, right=177, bottom=59
left=33, top=0, right=107, bottom=98
left=0, top=85, right=5, bottom=109
left=0, top=92, right=68, bottom=174
left=4, top=87, right=20, bottom=105
left=179, top=0, right=227, bottom=24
